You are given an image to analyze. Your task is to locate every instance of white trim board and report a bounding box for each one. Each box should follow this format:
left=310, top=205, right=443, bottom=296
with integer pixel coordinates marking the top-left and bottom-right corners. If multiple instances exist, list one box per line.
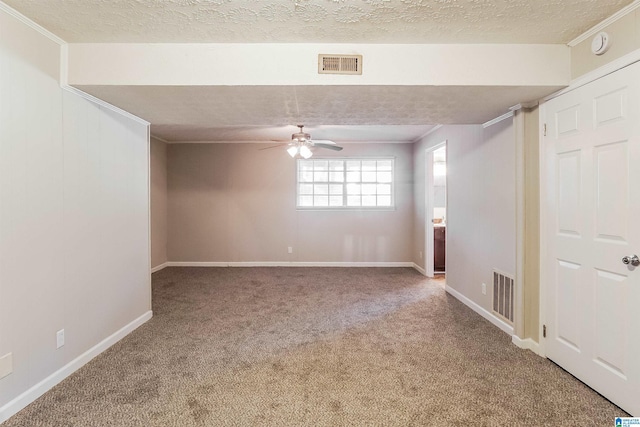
left=512, top=335, right=542, bottom=356
left=151, top=262, right=169, bottom=273
left=412, top=263, right=427, bottom=276
left=0, top=311, right=153, bottom=424
left=166, top=261, right=416, bottom=268
left=537, top=101, right=548, bottom=359
left=445, top=285, right=514, bottom=336
left=168, top=140, right=413, bottom=145
left=413, top=125, right=443, bottom=143
left=483, top=111, right=514, bottom=128
left=159, top=261, right=427, bottom=275
left=146, top=126, right=152, bottom=312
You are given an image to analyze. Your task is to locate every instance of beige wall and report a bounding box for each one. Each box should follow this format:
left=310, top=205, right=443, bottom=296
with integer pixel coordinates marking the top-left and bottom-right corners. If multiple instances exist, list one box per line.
left=167, top=143, right=414, bottom=263
left=0, top=8, right=150, bottom=419
left=151, top=137, right=167, bottom=268
left=413, top=121, right=516, bottom=317
left=571, top=9, right=640, bottom=78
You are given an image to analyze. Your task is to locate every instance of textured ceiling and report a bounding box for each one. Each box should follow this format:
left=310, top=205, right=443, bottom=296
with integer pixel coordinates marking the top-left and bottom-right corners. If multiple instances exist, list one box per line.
left=5, top=0, right=631, bottom=142
left=5, top=0, right=634, bottom=44
left=77, top=84, right=562, bottom=142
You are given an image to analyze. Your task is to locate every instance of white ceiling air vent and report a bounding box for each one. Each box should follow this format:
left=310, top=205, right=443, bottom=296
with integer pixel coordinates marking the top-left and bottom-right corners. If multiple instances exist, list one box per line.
left=318, top=54, right=363, bottom=75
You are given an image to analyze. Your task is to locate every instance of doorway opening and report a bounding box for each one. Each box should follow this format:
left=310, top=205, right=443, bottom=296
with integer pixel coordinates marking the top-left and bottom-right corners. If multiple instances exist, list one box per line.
left=425, top=143, right=447, bottom=277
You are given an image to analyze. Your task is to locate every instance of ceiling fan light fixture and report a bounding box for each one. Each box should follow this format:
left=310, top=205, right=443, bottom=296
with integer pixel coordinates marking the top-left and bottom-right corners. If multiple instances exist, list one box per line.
left=258, top=125, right=337, bottom=158
left=299, top=145, right=313, bottom=159
left=287, top=145, right=299, bottom=158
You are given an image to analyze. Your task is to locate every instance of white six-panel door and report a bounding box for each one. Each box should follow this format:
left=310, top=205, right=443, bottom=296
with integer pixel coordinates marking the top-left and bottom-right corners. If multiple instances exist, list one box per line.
left=543, top=62, right=640, bottom=416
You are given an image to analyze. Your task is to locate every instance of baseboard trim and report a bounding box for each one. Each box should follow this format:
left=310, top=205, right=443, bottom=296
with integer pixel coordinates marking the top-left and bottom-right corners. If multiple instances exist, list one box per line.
left=166, top=261, right=415, bottom=268
left=412, top=263, right=427, bottom=276
left=151, top=262, right=168, bottom=273
left=445, top=285, right=514, bottom=336
left=511, top=335, right=542, bottom=356
left=0, top=311, right=153, bottom=424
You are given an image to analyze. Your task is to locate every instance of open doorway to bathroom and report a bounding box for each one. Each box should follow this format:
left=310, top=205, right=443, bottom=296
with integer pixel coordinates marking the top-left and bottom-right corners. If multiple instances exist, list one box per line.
left=425, top=143, right=447, bottom=277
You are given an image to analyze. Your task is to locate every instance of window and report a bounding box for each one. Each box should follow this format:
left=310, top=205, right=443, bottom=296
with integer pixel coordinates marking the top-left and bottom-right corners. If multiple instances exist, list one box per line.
left=297, top=158, right=394, bottom=208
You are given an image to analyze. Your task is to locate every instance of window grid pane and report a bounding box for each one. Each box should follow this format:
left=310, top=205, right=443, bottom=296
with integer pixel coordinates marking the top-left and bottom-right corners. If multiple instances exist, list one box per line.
left=297, top=159, right=394, bottom=209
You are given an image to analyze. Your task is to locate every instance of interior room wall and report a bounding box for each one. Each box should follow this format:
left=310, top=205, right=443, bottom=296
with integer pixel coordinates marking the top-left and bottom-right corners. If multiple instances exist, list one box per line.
left=413, top=121, right=516, bottom=318
left=151, top=137, right=168, bottom=269
left=413, top=126, right=479, bottom=268
left=0, top=8, right=150, bottom=420
left=167, top=142, right=414, bottom=264
left=571, top=7, right=640, bottom=78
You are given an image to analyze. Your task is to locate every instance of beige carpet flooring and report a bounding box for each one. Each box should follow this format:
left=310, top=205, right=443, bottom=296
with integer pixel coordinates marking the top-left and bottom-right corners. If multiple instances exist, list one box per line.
left=3, top=267, right=627, bottom=426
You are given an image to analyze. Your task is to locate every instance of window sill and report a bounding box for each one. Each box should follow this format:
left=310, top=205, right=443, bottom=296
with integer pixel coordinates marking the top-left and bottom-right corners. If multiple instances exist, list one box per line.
left=296, top=207, right=397, bottom=212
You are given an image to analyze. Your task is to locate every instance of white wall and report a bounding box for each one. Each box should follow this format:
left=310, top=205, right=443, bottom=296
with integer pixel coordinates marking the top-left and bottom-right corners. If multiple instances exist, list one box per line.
left=413, top=121, right=516, bottom=314
left=167, top=142, right=414, bottom=264
left=0, top=7, right=150, bottom=421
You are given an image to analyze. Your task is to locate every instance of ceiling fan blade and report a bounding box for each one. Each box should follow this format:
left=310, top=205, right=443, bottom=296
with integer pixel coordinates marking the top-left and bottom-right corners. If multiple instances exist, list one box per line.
left=311, top=139, right=337, bottom=145
left=259, top=143, right=288, bottom=151
left=313, top=143, right=343, bottom=151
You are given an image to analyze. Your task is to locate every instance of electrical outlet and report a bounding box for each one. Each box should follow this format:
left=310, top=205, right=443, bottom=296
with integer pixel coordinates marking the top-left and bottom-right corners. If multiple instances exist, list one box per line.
left=56, top=329, right=65, bottom=349
left=0, top=353, right=12, bottom=379
left=419, top=251, right=423, bottom=259
left=481, top=283, right=487, bottom=295
left=287, top=246, right=293, bottom=254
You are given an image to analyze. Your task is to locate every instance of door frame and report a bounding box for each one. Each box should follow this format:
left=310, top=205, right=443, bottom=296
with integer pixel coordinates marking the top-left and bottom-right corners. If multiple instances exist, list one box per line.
left=425, top=141, right=447, bottom=278
left=538, top=100, right=550, bottom=358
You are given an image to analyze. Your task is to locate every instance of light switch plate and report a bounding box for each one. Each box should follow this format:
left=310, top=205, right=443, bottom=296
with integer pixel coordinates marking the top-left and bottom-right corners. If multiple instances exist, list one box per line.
left=0, top=353, right=13, bottom=379
left=56, top=329, right=65, bottom=349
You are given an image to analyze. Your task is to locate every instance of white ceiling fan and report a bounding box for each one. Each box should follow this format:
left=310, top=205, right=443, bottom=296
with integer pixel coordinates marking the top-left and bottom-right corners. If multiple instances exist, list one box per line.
left=261, top=125, right=343, bottom=159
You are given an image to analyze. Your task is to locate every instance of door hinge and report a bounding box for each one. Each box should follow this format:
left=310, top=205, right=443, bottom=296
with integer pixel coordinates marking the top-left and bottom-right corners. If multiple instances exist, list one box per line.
left=543, top=324, right=547, bottom=338
left=543, top=123, right=547, bottom=137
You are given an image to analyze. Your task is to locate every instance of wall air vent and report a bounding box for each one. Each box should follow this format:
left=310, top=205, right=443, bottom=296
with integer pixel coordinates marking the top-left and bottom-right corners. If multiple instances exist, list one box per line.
left=318, top=54, right=363, bottom=75
left=493, top=270, right=514, bottom=324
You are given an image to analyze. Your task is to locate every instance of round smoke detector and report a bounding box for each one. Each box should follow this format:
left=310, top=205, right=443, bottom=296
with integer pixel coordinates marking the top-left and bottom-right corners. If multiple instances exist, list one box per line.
left=591, top=32, right=611, bottom=56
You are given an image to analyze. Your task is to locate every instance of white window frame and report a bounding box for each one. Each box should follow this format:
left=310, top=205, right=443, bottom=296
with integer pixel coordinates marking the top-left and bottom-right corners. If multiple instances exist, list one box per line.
left=296, top=157, right=396, bottom=210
